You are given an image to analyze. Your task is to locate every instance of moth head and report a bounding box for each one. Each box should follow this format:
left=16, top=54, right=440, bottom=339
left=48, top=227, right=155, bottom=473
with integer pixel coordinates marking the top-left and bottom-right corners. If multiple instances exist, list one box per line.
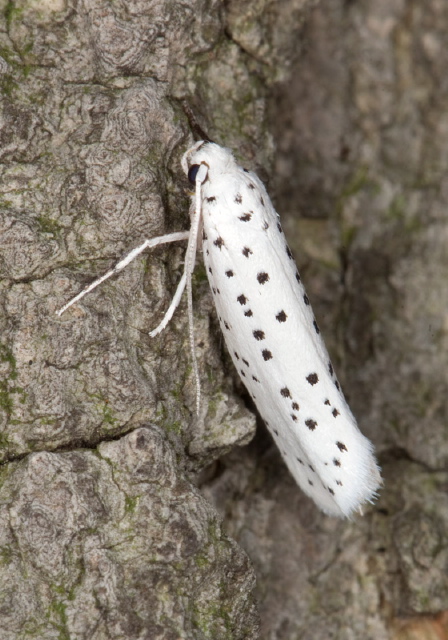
left=181, top=140, right=236, bottom=184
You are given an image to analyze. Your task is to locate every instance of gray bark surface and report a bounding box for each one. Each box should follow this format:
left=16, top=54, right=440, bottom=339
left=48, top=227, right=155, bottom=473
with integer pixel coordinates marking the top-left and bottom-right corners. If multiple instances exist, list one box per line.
left=1, top=427, right=257, bottom=639
left=1, top=0, right=447, bottom=639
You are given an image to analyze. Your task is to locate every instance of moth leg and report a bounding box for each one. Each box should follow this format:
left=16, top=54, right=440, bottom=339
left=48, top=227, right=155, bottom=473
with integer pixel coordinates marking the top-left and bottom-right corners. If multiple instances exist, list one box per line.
left=148, top=272, right=187, bottom=337
left=56, top=231, right=190, bottom=317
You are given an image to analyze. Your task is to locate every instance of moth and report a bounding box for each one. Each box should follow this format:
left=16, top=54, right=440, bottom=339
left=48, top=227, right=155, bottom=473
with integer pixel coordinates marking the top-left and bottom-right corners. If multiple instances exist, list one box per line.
left=58, top=141, right=382, bottom=517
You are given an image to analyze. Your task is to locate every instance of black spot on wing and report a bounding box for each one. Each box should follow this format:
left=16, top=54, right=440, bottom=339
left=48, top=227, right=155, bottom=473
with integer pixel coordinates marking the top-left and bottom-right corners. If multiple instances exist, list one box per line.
left=280, top=387, right=291, bottom=398
left=239, top=213, right=252, bottom=222
left=296, top=272, right=301, bottom=283
left=276, top=310, right=287, bottom=323
left=244, top=309, right=253, bottom=317
left=336, top=441, right=347, bottom=452
left=328, top=362, right=334, bottom=376
left=262, top=349, right=273, bottom=361
left=257, top=272, right=269, bottom=284
left=206, top=196, right=216, bottom=203
left=292, top=402, right=299, bottom=411
left=332, top=408, right=340, bottom=418
left=306, top=373, right=319, bottom=386
left=214, top=237, right=224, bottom=249
left=303, top=294, right=310, bottom=305
left=305, top=419, right=317, bottom=431
left=225, top=270, right=233, bottom=278
left=242, top=247, right=253, bottom=257
left=234, top=194, right=242, bottom=204
left=333, top=458, right=341, bottom=467
left=237, top=294, right=247, bottom=305
left=286, top=246, right=293, bottom=260
left=253, top=330, right=265, bottom=341
left=313, top=320, right=320, bottom=334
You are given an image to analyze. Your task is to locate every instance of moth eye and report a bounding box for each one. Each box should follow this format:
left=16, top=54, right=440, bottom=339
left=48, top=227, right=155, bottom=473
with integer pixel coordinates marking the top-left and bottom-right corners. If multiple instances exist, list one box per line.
left=188, top=164, right=201, bottom=184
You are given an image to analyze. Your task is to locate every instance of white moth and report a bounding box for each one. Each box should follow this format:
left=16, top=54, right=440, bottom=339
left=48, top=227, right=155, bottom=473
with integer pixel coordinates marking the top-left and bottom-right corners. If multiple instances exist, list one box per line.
left=57, top=141, right=381, bottom=517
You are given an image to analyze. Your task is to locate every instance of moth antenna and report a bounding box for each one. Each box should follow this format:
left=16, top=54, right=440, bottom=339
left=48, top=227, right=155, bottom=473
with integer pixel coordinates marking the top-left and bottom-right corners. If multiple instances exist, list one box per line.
left=148, top=272, right=187, bottom=337
left=184, top=164, right=208, bottom=413
left=181, top=100, right=214, bottom=143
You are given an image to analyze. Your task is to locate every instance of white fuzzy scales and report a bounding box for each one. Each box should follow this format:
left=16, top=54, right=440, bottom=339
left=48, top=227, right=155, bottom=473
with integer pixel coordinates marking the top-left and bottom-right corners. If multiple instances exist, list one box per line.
left=57, top=140, right=381, bottom=518
left=182, top=141, right=381, bottom=517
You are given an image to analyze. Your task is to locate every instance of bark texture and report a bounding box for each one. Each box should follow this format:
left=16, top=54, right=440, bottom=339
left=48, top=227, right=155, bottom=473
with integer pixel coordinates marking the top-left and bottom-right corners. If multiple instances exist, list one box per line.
left=1, top=427, right=257, bottom=639
left=1, top=0, right=447, bottom=639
